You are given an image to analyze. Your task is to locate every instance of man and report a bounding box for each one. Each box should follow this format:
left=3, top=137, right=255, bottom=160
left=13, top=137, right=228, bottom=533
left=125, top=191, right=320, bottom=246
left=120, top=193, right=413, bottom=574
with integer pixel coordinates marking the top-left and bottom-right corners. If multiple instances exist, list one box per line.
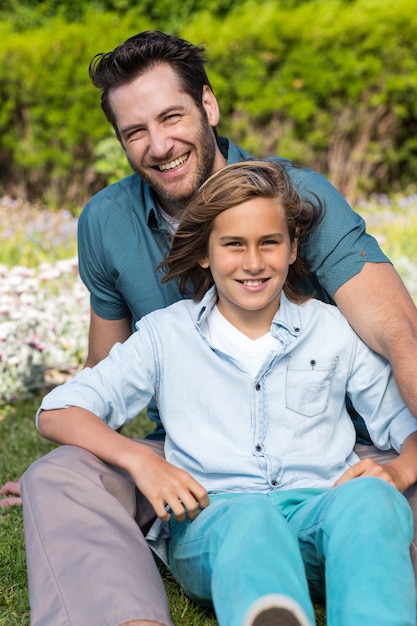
left=21, top=31, right=417, bottom=626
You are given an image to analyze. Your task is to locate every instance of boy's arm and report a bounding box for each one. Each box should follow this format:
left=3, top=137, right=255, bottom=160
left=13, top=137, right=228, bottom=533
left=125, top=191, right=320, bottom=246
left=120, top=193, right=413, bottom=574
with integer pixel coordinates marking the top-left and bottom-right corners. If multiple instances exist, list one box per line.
left=38, top=407, right=209, bottom=522
left=335, top=431, right=417, bottom=492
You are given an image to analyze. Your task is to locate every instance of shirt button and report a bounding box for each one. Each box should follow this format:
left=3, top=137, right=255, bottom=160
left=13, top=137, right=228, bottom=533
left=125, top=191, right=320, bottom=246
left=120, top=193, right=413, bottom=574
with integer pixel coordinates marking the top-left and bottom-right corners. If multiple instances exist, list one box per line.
left=255, top=444, right=262, bottom=452
left=271, top=480, right=277, bottom=486
left=255, top=383, right=261, bottom=391
left=360, top=250, right=366, bottom=257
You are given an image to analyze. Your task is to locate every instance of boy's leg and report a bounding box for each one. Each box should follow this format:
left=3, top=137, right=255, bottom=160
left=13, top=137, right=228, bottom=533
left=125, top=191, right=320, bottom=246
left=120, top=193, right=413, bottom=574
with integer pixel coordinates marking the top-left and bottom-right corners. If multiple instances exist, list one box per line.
left=355, top=442, right=417, bottom=583
left=168, top=492, right=315, bottom=626
left=286, top=477, right=416, bottom=626
left=21, top=442, right=173, bottom=626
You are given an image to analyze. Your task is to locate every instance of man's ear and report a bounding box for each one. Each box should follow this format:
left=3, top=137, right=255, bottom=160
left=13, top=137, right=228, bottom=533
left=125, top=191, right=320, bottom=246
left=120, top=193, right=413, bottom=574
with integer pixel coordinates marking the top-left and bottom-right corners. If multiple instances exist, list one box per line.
left=201, top=85, right=220, bottom=127
left=199, top=256, right=210, bottom=269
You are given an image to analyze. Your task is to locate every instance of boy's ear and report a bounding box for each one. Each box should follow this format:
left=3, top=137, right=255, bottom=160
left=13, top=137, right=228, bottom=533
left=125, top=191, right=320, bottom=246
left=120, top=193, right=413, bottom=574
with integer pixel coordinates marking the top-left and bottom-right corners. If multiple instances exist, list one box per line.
left=289, top=239, right=298, bottom=265
left=199, top=256, right=210, bottom=268
left=289, top=227, right=299, bottom=265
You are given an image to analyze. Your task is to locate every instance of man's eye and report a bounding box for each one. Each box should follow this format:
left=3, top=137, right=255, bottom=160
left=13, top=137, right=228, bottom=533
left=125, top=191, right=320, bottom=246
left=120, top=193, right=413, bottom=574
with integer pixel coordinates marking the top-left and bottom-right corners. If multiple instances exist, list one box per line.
left=165, top=114, right=181, bottom=123
left=126, top=129, right=144, bottom=140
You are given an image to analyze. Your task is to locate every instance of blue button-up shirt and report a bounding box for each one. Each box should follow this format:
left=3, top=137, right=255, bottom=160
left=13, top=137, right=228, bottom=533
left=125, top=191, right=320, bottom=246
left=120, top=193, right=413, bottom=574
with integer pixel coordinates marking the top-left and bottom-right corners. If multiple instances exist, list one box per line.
left=38, top=288, right=417, bottom=493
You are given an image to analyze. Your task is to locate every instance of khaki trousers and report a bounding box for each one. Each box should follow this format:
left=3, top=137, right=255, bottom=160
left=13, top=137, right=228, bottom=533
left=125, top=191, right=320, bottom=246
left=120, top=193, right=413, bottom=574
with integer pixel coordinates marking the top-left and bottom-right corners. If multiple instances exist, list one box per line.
left=22, top=440, right=173, bottom=626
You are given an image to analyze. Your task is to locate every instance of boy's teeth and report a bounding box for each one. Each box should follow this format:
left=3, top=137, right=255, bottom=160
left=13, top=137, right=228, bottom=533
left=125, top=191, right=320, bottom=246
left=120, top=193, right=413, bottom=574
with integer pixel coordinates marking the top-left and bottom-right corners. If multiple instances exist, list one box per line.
left=242, top=280, right=263, bottom=286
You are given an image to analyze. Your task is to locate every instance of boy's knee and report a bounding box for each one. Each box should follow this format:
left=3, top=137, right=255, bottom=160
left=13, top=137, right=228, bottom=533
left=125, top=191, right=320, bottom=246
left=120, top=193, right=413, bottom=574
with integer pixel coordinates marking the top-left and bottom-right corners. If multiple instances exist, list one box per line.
left=334, top=477, right=412, bottom=533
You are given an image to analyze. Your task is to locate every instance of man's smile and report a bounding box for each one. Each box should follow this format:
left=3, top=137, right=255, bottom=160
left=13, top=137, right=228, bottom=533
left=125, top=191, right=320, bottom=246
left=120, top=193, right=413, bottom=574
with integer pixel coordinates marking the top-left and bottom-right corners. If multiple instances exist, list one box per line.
left=156, top=153, right=189, bottom=172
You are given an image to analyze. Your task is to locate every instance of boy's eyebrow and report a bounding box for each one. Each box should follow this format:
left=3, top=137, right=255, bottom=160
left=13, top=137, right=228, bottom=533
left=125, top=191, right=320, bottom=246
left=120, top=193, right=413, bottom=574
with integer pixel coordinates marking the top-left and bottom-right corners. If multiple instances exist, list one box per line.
left=218, top=232, right=284, bottom=240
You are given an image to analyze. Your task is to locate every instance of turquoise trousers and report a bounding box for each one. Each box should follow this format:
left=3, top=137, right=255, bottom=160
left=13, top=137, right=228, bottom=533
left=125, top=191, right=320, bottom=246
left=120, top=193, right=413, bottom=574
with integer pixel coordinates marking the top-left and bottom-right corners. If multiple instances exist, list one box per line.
left=169, top=477, right=416, bottom=626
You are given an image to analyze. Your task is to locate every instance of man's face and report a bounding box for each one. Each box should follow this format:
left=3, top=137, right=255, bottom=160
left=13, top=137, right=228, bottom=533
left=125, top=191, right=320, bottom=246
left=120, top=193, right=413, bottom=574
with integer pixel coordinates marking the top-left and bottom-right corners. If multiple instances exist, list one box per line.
left=109, top=64, right=225, bottom=215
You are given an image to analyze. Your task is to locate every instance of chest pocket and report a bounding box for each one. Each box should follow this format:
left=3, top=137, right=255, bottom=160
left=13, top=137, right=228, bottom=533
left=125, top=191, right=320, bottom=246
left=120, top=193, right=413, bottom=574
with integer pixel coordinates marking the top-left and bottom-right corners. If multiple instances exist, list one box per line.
left=285, top=356, right=338, bottom=417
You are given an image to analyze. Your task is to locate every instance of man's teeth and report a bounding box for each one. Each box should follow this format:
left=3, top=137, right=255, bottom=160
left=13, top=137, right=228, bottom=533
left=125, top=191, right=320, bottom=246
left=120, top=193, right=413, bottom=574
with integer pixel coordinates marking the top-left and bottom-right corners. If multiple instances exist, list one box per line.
left=158, top=154, right=188, bottom=171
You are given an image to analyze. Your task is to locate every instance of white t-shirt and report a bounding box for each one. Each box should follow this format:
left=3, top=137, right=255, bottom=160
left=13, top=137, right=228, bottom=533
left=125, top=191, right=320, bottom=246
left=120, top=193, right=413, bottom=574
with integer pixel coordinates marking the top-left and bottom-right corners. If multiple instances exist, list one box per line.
left=205, top=305, right=284, bottom=378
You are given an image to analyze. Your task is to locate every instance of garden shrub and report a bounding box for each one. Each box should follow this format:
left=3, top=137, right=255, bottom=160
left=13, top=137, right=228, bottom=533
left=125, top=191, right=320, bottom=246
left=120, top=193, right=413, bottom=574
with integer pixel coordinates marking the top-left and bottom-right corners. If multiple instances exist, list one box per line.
left=0, top=0, right=416, bottom=206
left=185, top=0, right=417, bottom=199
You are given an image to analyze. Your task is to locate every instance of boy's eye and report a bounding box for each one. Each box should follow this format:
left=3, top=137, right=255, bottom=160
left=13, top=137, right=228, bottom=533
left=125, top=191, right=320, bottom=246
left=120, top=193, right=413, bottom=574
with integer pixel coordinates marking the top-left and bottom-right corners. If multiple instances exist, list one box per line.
left=225, top=241, right=242, bottom=247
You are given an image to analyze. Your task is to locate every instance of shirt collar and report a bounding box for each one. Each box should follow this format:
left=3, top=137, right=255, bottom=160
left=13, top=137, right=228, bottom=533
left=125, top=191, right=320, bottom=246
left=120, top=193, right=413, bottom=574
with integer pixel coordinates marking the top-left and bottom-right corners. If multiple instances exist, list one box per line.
left=194, top=286, right=303, bottom=339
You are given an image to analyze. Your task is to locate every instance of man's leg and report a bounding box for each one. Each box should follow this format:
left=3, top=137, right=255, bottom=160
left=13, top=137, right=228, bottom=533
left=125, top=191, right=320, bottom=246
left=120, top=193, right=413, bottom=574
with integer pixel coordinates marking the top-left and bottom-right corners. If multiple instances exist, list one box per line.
left=355, top=443, right=417, bottom=585
left=21, top=442, right=173, bottom=626
left=169, top=493, right=315, bottom=626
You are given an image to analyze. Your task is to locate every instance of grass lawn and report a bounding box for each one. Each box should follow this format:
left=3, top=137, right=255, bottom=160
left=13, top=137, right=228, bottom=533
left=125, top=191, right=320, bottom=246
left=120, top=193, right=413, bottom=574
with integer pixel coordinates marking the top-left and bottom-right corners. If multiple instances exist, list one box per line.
left=0, top=397, right=326, bottom=625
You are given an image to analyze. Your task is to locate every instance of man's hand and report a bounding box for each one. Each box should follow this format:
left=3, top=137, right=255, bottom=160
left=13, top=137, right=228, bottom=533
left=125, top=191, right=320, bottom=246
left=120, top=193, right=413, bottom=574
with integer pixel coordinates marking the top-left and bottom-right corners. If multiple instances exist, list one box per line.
left=335, top=433, right=417, bottom=493
left=334, top=458, right=408, bottom=493
left=0, top=480, right=22, bottom=508
left=129, top=446, right=209, bottom=523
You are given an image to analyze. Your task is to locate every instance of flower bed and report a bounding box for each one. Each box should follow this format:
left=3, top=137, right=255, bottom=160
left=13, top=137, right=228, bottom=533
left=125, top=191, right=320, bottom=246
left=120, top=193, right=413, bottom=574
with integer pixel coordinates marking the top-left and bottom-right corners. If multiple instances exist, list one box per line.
left=0, top=259, right=89, bottom=403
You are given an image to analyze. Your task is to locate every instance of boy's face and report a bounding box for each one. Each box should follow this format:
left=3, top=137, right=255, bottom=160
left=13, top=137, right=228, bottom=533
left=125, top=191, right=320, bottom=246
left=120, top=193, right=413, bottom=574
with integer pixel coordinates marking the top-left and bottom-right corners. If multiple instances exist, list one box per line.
left=199, top=197, right=297, bottom=338
left=108, top=63, right=226, bottom=215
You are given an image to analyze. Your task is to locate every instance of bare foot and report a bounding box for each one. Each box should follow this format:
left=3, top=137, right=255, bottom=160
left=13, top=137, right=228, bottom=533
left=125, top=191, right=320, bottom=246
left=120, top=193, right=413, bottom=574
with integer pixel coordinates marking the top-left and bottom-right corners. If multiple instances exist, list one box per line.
left=0, top=481, right=22, bottom=508
left=0, top=496, right=22, bottom=508
left=0, top=480, right=21, bottom=496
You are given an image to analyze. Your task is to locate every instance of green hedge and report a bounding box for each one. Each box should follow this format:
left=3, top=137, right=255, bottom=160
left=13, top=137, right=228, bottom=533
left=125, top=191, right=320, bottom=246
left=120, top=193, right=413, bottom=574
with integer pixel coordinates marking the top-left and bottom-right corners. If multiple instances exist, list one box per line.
left=0, top=0, right=416, bottom=207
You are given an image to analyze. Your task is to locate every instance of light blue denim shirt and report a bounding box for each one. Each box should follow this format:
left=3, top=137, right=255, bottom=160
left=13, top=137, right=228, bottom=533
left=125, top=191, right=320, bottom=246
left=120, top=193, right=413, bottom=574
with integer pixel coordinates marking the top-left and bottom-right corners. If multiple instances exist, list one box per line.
left=38, top=287, right=417, bottom=494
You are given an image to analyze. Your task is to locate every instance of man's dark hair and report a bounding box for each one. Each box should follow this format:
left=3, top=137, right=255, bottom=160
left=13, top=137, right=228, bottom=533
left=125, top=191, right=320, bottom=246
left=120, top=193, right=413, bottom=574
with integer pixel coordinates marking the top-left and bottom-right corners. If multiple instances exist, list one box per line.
left=89, top=30, right=212, bottom=135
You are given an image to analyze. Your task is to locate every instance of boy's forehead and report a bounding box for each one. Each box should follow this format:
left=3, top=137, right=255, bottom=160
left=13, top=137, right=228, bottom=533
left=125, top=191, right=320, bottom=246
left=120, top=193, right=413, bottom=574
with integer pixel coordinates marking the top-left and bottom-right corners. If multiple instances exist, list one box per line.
left=212, top=198, right=288, bottom=233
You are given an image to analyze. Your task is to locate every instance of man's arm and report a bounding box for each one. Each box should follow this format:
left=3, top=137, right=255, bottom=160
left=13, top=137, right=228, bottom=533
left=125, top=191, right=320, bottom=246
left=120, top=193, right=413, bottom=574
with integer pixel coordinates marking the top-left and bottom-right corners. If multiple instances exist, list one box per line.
left=334, top=262, right=417, bottom=416
left=84, top=309, right=133, bottom=367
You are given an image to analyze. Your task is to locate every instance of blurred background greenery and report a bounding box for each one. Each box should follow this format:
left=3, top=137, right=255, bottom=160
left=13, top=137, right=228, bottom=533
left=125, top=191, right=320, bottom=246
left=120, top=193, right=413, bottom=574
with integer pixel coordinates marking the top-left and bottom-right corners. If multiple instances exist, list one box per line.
left=0, top=0, right=416, bottom=210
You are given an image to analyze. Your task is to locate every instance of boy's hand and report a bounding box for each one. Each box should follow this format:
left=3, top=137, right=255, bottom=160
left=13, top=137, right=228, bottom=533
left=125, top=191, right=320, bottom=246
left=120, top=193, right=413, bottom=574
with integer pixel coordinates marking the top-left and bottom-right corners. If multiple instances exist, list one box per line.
left=128, top=446, right=209, bottom=523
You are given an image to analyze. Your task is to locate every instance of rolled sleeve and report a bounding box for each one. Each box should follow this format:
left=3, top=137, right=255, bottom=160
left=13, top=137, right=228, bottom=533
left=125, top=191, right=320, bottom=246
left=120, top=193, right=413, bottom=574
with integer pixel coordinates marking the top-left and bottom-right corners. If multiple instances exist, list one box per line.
left=388, top=408, right=417, bottom=453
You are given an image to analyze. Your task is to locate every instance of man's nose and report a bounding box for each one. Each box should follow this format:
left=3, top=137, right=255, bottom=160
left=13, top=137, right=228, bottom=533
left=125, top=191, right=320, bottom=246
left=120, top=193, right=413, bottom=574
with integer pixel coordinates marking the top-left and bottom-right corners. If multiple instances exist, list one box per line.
left=148, top=127, right=174, bottom=159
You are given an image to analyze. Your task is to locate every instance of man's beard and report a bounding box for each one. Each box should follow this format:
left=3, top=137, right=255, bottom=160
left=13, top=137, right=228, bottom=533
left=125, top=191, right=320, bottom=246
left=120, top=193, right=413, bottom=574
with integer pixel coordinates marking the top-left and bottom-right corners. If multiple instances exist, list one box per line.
left=127, top=116, right=217, bottom=207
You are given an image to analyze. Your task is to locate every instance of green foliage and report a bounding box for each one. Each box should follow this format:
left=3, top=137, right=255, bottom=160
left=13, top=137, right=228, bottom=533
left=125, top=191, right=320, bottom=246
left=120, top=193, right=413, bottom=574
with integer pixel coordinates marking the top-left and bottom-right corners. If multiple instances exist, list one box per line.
left=185, top=0, right=417, bottom=199
left=93, top=135, right=133, bottom=185
left=0, top=11, right=152, bottom=207
left=0, top=0, right=416, bottom=206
